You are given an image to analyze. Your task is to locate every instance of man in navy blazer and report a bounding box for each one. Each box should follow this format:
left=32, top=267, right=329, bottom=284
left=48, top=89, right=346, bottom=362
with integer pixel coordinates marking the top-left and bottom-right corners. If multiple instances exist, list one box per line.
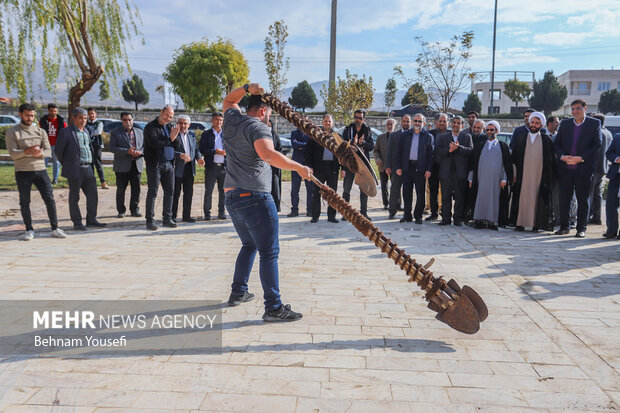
left=603, top=133, right=620, bottom=239
left=394, top=114, right=433, bottom=223
left=55, top=108, right=105, bottom=230
left=199, top=112, right=227, bottom=220
left=172, top=115, right=204, bottom=223
left=109, top=111, right=144, bottom=218
left=553, top=99, right=601, bottom=237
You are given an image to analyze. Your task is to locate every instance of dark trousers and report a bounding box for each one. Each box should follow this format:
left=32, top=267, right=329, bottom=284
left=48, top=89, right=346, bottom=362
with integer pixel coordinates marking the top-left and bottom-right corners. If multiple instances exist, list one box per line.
left=173, top=163, right=194, bottom=220
left=115, top=161, right=141, bottom=214
left=388, top=172, right=403, bottom=215
left=605, top=176, right=619, bottom=235
left=68, top=165, right=98, bottom=226
left=559, top=170, right=591, bottom=232
left=379, top=171, right=389, bottom=207
left=402, top=163, right=426, bottom=220
left=428, top=164, right=440, bottom=216
left=204, top=164, right=226, bottom=217
left=145, top=161, right=174, bottom=223
left=271, top=168, right=282, bottom=211
left=343, top=168, right=368, bottom=214
left=312, top=164, right=339, bottom=220
left=92, top=146, right=106, bottom=183
left=589, top=172, right=605, bottom=222
left=291, top=170, right=313, bottom=213
left=15, top=170, right=58, bottom=231
left=440, top=173, right=467, bottom=223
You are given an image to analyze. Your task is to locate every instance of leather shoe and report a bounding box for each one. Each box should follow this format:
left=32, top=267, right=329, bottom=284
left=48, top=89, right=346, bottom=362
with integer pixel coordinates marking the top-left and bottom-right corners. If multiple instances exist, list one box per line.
left=130, top=211, right=142, bottom=217
left=162, top=221, right=177, bottom=228
left=415, top=219, right=423, bottom=224
left=116, top=213, right=125, bottom=218
left=474, top=221, right=484, bottom=229
left=515, top=226, right=525, bottom=232
left=182, top=217, right=197, bottom=223
left=73, top=224, right=87, bottom=231
left=488, top=224, right=499, bottom=231
left=555, top=228, right=569, bottom=235
left=218, top=213, right=227, bottom=219
left=203, top=215, right=212, bottom=221
left=146, top=222, right=158, bottom=231
left=400, top=217, right=412, bottom=223
left=453, top=221, right=462, bottom=227
left=328, top=217, right=339, bottom=223
left=287, top=210, right=299, bottom=217
left=575, top=231, right=586, bottom=238
left=388, top=214, right=396, bottom=219
left=438, top=221, right=451, bottom=226
left=361, top=213, right=372, bottom=221
left=424, top=214, right=438, bottom=221
left=602, top=232, right=617, bottom=239
left=340, top=216, right=347, bottom=221
left=86, top=220, right=107, bottom=227
left=310, top=218, right=318, bottom=223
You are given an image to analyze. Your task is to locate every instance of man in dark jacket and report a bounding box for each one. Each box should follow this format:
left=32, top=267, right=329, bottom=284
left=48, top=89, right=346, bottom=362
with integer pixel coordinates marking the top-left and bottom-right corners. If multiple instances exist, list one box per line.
left=553, top=99, right=601, bottom=238
left=288, top=127, right=313, bottom=217
left=341, top=109, right=374, bottom=220
left=385, top=115, right=410, bottom=218
left=39, top=103, right=66, bottom=184
left=143, top=105, right=181, bottom=230
left=86, top=108, right=109, bottom=189
left=306, top=114, right=340, bottom=223
left=199, top=112, right=227, bottom=220
left=394, top=114, right=433, bottom=224
left=427, top=114, right=449, bottom=221
left=374, top=118, right=396, bottom=210
left=172, top=115, right=204, bottom=223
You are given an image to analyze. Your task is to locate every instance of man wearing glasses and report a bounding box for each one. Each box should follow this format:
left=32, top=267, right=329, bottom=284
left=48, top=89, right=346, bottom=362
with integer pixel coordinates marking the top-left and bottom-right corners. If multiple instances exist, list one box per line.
left=553, top=99, right=601, bottom=238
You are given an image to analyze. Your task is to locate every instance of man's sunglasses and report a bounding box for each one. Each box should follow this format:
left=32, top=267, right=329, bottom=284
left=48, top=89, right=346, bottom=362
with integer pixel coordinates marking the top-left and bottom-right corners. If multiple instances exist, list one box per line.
left=485, top=129, right=496, bottom=132
left=412, top=120, right=423, bottom=123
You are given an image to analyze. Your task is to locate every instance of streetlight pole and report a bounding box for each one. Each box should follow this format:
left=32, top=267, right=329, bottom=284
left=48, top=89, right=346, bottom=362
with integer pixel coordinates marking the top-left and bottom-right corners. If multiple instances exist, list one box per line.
left=329, top=0, right=337, bottom=90
left=489, top=0, right=498, bottom=115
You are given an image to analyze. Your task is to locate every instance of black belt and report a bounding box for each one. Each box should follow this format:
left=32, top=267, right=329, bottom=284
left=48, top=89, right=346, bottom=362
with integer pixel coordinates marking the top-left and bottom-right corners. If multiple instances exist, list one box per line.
left=408, top=160, right=418, bottom=165
left=80, top=162, right=91, bottom=166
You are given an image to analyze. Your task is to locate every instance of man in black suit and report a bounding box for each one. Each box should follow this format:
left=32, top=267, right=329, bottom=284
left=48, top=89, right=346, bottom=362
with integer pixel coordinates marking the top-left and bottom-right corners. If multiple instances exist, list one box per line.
left=109, top=111, right=144, bottom=218
left=603, top=132, right=620, bottom=239
left=199, top=112, right=227, bottom=220
left=172, top=115, right=204, bottom=223
left=55, top=108, right=106, bottom=230
left=143, top=105, right=181, bottom=230
left=385, top=115, right=411, bottom=219
left=341, top=109, right=374, bottom=220
left=306, top=114, right=340, bottom=223
left=435, top=116, right=473, bottom=226
left=553, top=99, right=601, bottom=238
left=426, top=113, right=449, bottom=221
left=394, top=114, right=433, bottom=224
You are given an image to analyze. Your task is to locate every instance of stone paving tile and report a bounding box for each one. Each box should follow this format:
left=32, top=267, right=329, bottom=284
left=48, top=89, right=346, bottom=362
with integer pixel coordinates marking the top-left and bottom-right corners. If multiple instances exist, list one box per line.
left=0, top=182, right=619, bottom=411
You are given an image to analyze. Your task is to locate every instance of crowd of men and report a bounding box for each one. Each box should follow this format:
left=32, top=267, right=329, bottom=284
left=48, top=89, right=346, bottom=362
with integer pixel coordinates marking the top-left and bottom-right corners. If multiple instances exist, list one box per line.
left=6, top=98, right=620, bottom=241
left=287, top=100, right=620, bottom=240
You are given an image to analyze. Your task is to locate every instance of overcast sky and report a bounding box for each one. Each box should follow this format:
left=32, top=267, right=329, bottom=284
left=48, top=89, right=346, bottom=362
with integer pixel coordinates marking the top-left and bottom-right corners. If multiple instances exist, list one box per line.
left=128, top=0, right=620, bottom=92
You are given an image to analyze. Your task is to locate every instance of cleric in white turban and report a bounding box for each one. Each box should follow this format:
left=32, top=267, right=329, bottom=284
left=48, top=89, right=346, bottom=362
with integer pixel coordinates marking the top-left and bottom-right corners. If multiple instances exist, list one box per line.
left=485, top=120, right=501, bottom=134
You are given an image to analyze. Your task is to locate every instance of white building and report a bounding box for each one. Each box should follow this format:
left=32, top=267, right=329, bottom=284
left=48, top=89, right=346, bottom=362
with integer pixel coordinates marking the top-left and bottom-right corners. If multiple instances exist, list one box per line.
left=473, top=80, right=533, bottom=115
left=556, top=70, right=620, bottom=115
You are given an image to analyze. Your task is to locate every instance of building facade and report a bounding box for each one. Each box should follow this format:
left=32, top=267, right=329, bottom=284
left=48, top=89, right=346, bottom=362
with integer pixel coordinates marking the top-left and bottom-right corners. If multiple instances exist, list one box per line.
left=556, top=70, right=620, bottom=115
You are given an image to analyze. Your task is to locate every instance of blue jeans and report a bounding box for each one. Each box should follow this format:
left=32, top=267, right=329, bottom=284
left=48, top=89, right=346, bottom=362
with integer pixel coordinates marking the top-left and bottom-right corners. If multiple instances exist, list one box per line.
left=45, top=145, right=61, bottom=181
left=225, top=189, right=282, bottom=310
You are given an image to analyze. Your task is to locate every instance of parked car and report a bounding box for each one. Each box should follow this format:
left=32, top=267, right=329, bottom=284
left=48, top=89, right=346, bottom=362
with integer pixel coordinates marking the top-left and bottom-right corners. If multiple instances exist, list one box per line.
left=189, top=121, right=211, bottom=131
left=0, top=115, right=20, bottom=126
left=605, top=115, right=620, bottom=137
left=391, top=104, right=439, bottom=119
left=497, top=132, right=512, bottom=145
left=277, top=133, right=292, bottom=155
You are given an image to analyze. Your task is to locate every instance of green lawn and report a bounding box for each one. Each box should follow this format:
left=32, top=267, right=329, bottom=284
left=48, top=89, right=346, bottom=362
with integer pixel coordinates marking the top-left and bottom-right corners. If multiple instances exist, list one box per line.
left=0, top=161, right=379, bottom=191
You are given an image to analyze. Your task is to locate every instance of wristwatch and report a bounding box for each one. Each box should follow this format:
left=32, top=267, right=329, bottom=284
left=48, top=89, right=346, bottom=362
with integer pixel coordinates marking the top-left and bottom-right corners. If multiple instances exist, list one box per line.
left=243, top=84, right=250, bottom=93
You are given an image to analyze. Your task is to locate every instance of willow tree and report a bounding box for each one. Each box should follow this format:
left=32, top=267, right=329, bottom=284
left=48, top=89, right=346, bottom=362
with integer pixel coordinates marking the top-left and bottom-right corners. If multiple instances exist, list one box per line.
left=0, top=0, right=140, bottom=120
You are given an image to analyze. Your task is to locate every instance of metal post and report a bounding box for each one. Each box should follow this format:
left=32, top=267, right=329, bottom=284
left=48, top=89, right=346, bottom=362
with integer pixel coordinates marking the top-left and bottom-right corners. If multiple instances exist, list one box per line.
left=489, top=0, right=498, bottom=115
left=329, top=0, right=337, bottom=91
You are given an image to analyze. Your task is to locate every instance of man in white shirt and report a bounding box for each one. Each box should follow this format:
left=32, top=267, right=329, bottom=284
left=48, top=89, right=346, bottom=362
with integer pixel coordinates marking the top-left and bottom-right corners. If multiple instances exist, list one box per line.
left=199, top=112, right=227, bottom=220
left=172, top=115, right=204, bottom=223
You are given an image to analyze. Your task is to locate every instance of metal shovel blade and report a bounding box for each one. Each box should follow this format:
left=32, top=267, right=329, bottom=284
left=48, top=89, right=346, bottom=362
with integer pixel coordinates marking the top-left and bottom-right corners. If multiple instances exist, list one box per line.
left=331, top=132, right=378, bottom=197
left=460, top=285, right=489, bottom=322
left=436, top=294, right=480, bottom=334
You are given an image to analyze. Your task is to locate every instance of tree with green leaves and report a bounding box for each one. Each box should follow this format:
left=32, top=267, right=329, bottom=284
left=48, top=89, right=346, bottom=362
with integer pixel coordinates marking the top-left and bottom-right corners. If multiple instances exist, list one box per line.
left=598, top=89, right=620, bottom=114
left=384, top=78, right=397, bottom=114
left=264, top=20, right=290, bottom=98
left=320, top=70, right=374, bottom=125
left=98, top=79, right=110, bottom=112
left=462, top=92, right=482, bottom=114
left=528, top=71, right=567, bottom=116
left=122, top=74, right=149, bottom=110
left=0, top=0, right=140, bottom=122
left=288, top=80, right=317, bottom=112
left=401, top=83, right=428, bottom=106
left=164, top=38, right=249, bottom=112
left=413, top=31, right=475, bottom=112
left=503, top=79, right=531, bottom=112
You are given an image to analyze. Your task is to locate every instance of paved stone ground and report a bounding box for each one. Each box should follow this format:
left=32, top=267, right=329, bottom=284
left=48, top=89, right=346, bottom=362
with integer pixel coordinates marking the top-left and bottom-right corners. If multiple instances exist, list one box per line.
left=0, top=181, right=619, bottom=412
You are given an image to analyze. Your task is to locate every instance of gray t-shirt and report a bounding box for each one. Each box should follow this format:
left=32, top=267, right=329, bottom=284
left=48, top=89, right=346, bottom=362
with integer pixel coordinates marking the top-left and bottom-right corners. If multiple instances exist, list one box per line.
left=222, top=108, right=273, bottom=192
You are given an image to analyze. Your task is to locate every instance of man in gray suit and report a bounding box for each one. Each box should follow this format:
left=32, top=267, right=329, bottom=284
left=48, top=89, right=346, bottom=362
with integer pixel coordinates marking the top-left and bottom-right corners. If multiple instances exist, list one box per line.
left=172, top=115, right=204, bottom=223
left=109, top=111, right=144, bottom=218
left=590, top=113, right=613, bottom=225
left=435, top=115, right=473, bottom=226
left=55, top=108, right=106, bottom=230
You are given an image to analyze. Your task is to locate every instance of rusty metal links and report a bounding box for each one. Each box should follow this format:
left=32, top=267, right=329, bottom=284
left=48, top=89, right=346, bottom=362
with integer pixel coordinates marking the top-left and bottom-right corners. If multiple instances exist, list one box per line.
left=261, top=93, right=359, bottom=174
left=317, top=184, right=455, bottom=311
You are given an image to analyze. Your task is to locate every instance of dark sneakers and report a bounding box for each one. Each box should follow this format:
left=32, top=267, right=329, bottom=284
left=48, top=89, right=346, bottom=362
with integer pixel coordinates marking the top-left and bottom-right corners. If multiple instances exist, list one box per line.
left=262, top=304, right=303, bottom=322
left=227, top=291, right=255, bottom=307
